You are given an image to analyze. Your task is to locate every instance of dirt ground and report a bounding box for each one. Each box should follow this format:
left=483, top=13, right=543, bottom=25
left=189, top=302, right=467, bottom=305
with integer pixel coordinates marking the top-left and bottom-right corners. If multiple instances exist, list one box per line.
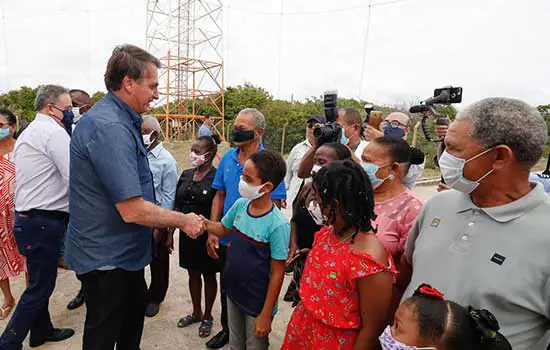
left=0, top=142, right=438, bottom=349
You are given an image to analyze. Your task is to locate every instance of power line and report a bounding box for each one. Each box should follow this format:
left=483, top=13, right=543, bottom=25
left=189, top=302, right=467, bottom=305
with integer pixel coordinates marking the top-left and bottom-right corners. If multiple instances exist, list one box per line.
left=358, top=0, right=373, bottom=99
left=227, top=0, right=406, bottom=17
left=1, top=7, right=9, bottom=90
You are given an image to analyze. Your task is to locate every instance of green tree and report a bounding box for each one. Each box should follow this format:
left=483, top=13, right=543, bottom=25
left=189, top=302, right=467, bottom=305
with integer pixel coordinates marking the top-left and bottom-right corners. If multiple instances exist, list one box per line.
left=224, top=83, right=272, bottom=119
left=90, top=91, right=106, bottom=105
left=0, top=86, right=38, bottom=123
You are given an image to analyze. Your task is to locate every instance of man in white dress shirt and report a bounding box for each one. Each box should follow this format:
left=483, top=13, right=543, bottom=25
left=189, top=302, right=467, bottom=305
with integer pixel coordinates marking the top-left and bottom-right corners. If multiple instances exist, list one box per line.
left=0, top=85, right=75, bottom=349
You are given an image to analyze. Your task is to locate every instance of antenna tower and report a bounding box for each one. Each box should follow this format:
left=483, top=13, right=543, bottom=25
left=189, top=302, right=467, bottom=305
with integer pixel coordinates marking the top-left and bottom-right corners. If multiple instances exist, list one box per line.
left=146, top=0, right=224, bottom=141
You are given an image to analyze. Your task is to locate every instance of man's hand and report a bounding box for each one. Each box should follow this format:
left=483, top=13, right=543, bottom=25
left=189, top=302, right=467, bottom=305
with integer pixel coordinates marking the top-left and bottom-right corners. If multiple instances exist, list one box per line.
left=179, top=213, right=204, bottom=239
left=363, top=125, right=383, bottom=141
left=435, top=125, right=448, bottom=138
left=254, top=312, right=272, bottom=338
left=437, top=183, right=450, bottom=192
left=206, top=234, right=220, bottom=259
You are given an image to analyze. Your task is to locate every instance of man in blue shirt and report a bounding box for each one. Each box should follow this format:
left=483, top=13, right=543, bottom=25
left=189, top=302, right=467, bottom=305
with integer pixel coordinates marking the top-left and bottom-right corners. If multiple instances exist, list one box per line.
left=65, top=44, right=203, bottom=349
left=141, top=115, right=178, bottom=317
left=205, top=108, right=286, bottom=349
left=198, top=113, right=213, bottom=137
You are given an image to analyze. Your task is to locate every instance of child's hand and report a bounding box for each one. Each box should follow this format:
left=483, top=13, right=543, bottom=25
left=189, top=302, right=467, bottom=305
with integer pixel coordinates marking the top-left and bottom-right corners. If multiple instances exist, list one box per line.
left=253, top=313, right=272, bottom=338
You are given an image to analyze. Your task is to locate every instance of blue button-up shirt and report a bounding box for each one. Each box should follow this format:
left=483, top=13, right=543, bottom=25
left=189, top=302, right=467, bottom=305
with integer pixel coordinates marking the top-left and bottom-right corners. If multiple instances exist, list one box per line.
left=198, top=124, right=212, bottom=137
left=212, top=145, right=287, bottom=245
left=65, top=92, right=155, bottom=275
left=148, top=143, right=178, bottom=209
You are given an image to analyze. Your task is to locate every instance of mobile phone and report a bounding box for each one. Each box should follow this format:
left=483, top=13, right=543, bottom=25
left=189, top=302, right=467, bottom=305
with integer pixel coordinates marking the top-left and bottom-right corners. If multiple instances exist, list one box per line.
left=433, top=87, right=463, bottom=104
left=368, top=111, right=383, bottom=130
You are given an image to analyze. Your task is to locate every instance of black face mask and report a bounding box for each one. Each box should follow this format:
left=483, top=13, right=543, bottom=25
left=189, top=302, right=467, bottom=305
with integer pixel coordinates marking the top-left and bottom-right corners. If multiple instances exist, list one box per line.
left=232, top=128, right=255, bottom=143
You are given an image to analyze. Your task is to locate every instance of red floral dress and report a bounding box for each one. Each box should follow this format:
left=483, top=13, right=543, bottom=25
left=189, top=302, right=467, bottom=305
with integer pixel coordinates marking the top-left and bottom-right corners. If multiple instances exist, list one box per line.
left=282, top=226, right=397, bottom=350
left=0, top=152, right=25, bottom=280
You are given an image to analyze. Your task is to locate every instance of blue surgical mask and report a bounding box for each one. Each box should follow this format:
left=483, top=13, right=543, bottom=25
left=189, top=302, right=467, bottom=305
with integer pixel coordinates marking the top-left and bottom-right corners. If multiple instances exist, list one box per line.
left=439, top=149, right=495, bottom=194
left=384, top=126, right=406, bottom=140
left=340, top=127, right=349, bottom=145
left=0, top=128, right=10, bottom=140
left=361, top=162, right=393, bottom=189
left=61, top=109, right=75, bottom=136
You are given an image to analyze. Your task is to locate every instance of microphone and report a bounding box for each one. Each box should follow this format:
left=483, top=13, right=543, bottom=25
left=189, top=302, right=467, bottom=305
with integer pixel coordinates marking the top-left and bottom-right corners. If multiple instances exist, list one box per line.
left=409, top=105, right=429, bottom=114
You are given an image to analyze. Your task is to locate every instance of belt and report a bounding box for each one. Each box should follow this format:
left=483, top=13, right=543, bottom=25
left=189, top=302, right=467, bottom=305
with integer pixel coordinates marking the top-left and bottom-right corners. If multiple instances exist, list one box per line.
left=17, top=209, right=69, bottom=222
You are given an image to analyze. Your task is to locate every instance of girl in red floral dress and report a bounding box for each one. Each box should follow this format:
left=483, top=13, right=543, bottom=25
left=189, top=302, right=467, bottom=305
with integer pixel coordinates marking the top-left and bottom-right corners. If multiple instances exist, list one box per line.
left=282, top=159, right=397, bottom=350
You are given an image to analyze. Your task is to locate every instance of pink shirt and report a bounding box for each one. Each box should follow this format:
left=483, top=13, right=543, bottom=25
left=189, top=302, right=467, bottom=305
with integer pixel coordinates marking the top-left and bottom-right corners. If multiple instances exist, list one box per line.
left=373, top=189, right=423, bottom=261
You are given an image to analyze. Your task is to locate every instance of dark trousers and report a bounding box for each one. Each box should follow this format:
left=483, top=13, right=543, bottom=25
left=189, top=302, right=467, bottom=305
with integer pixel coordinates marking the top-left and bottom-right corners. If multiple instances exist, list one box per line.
left=147, top=233, right=169, bottom=304
left=219, top=245, right=228, bottom=331
left=0, top=213, right=65, bottom=350
left=80, top=268, right=146, bottom=350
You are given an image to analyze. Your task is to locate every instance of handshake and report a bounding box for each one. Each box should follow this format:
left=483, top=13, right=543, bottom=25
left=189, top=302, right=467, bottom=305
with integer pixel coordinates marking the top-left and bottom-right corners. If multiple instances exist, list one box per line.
left=178, top=213, right=213, bottom=239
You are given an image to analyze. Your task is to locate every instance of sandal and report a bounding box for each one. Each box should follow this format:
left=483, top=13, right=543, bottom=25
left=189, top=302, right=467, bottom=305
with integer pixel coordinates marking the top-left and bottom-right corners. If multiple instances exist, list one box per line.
left=199, top=319, right=214, bottom=338
left=0, top=299, right=15, bottom=320
left=177, top=314, right=202, bottom=328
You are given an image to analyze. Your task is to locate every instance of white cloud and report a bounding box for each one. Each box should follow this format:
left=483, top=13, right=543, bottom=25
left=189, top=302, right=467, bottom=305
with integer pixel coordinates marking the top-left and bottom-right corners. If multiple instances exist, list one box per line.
left=0, top=0, right=549, bottom=107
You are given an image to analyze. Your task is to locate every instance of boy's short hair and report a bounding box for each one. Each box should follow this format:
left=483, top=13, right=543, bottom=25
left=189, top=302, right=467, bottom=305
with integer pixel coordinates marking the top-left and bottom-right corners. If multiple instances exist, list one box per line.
left=249, top=150, right=286, bottom=189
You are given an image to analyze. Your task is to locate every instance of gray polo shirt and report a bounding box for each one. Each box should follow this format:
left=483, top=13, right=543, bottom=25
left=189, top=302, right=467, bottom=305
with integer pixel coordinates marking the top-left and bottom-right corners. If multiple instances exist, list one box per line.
left=403, top=183, right=550, bottom=350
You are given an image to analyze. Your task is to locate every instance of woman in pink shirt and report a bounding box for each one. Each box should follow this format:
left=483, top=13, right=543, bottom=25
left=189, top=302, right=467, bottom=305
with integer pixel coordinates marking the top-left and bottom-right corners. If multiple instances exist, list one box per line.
left=361, top=137, right=424, bottom=262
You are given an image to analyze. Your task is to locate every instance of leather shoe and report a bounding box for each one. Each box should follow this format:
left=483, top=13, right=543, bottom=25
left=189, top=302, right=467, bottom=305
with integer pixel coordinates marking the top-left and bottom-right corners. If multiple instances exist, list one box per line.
left=205, top=330, right=229, bottom=349
left=30, top=328, right=75, bottom=347
left=145, top=303, right=160, bottom=317
left=67, top=288, right=86, bottom=310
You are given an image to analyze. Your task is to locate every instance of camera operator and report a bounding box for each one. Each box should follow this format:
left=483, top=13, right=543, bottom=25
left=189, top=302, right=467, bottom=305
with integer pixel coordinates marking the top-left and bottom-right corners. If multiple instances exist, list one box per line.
left=297, top=108, right=364, bottom=179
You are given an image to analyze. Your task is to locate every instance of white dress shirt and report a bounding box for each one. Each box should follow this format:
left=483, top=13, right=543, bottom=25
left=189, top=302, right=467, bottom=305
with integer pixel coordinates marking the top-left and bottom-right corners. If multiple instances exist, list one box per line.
left=285, top=140, right=312, bottom=206
left=14, top=113, right=70, bottom=213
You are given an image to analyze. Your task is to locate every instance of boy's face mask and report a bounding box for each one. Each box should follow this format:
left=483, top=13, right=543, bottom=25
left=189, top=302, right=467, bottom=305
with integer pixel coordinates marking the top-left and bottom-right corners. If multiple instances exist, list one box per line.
left=238, top=176, right=267, bottom=200
left=379, top=326, right=436, bottom=350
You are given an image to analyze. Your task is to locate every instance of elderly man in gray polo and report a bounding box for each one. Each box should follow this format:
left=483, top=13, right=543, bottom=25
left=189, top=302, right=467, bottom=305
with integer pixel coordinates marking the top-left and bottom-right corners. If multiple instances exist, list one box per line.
left=396, top=97, right=550, bottom=350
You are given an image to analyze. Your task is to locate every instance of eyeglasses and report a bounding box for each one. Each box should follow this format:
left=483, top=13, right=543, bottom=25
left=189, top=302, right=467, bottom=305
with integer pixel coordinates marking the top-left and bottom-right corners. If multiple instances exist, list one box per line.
left=381, top=120, right=407, bottom=129
left=51, top=104, right=71, bottom=112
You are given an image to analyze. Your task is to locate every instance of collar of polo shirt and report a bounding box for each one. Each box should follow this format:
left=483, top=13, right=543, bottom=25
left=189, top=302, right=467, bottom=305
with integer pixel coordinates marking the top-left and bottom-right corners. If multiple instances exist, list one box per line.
left=455, top=182, right=547, bottom=223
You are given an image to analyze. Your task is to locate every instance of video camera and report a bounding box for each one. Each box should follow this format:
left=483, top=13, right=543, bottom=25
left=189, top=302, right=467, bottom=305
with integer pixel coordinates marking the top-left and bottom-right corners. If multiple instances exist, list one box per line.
left=313, top=90, right=343, bottom=145
left=409, top=86, right=463, bottom=142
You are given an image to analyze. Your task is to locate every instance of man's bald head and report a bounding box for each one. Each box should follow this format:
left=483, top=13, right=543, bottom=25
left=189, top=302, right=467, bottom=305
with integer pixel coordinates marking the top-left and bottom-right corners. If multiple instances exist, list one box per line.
left=385, top=112, right=410, bottom=126
left=69, top=89, right=91, bottom=106
left=142, top=115, right=162, bottom=133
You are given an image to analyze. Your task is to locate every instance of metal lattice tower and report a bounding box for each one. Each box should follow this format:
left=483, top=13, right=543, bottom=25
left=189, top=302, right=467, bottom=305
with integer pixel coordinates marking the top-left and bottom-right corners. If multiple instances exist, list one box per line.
left=146, top=0, right=224, bottom=141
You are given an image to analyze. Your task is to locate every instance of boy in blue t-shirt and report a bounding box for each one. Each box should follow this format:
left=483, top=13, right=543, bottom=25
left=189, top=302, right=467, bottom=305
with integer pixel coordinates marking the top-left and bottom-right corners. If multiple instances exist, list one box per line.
left=203, top=150, right=290, bottom=349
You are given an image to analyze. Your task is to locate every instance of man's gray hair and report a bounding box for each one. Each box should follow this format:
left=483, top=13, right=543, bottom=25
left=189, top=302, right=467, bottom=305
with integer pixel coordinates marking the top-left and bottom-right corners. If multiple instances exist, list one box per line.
left=456, top=97, right=548, bottom=168
left=142, top=115, right=162, bottom=132
left=238, top=108, right=266, bottom=130
left=35, top=85, right=69, bottom=111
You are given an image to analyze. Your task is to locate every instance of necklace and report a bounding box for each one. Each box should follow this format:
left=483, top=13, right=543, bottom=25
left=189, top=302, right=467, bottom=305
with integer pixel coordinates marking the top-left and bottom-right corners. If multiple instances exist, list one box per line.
left=328, top=227, right=356, bottom=247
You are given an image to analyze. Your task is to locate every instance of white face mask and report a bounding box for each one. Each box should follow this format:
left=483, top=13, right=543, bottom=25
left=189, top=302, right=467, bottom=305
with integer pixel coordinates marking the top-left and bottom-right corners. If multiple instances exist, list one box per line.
left=311, top=164, right=322, bottom=176
left=190, top=151, right=208, bottom=168
left=379, top=326, right=436, bottom=350
left=307, top=201, right=326, bottom=226
left=142, top=132, right=154, bottom=147
left=72, top=107, right=81, bottom=122
left=238, top=177, right=266, bottom=200
left=439, top=149, right=495, bottom=194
